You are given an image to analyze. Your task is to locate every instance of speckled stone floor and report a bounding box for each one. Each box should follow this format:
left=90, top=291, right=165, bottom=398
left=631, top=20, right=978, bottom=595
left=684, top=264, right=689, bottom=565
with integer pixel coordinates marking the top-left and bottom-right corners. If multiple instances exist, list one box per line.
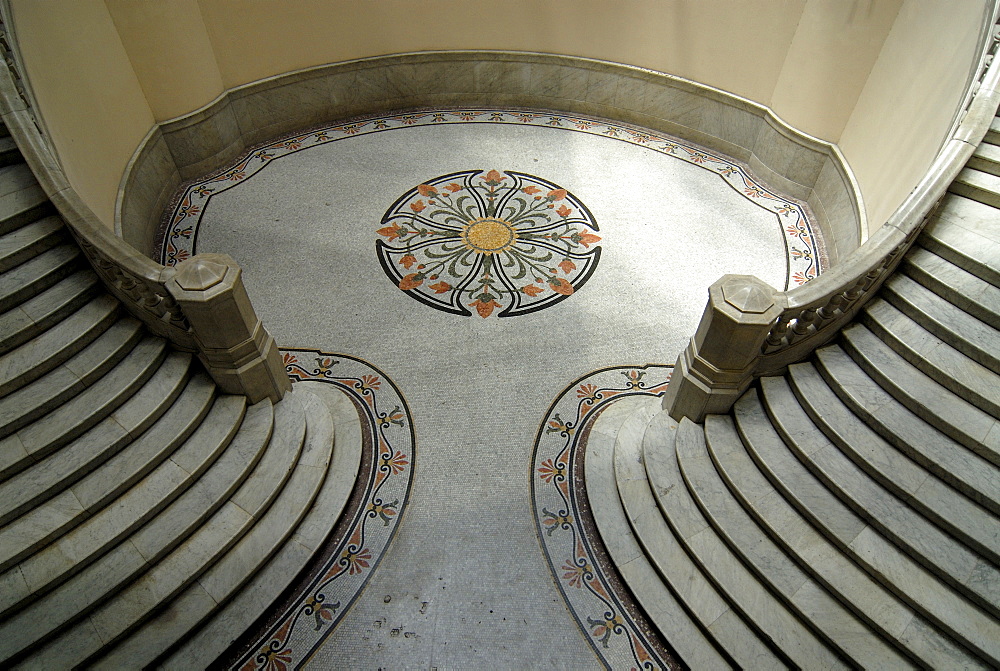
left=161, top=109, right=820, bottom=669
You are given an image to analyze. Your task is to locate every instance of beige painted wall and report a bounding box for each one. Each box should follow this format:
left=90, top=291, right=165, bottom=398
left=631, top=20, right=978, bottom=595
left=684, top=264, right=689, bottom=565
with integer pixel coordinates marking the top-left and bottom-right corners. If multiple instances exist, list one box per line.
left=9, top=0, right=990, bottom=233
left=195, top=0, right=806, bottom=107
left=12, top=0, right=154, bottom=227
left=105, top=0, right=224, bottom=121
left=771, top=0, right=902, bottom=141
left=840, top=0, right=987, bottom=227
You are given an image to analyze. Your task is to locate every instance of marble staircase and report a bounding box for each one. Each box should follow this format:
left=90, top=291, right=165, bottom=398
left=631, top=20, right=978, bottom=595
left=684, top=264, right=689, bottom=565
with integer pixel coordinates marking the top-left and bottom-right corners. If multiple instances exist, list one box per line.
left=593, top=114, right=1000, bottom=667
left=0, top=125, right=361, bottom=668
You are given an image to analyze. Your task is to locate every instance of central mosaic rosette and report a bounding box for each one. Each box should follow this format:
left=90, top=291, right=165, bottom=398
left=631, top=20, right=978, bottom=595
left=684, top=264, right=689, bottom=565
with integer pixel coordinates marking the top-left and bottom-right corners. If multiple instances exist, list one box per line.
left=376, top=169, right=602, bottom=318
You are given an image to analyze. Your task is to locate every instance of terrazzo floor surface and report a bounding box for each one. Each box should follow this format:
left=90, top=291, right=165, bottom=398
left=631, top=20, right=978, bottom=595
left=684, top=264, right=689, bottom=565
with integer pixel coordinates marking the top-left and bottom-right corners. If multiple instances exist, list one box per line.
left=162, top=109, right=818, bottom=669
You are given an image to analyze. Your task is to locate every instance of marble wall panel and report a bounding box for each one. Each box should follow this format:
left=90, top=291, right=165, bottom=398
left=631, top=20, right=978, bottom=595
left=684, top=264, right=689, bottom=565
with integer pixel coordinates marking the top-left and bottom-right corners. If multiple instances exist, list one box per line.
left=118, top=128, right=181, bottom=256
left=813, top=156, right=864, bottom=261
left=161, top=97, right=243, bottom=180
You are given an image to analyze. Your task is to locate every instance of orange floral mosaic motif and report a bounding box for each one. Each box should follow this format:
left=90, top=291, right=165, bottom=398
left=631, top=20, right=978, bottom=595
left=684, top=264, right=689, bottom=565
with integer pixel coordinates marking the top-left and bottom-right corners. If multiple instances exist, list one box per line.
left=376, top=170, right=602, bottom=318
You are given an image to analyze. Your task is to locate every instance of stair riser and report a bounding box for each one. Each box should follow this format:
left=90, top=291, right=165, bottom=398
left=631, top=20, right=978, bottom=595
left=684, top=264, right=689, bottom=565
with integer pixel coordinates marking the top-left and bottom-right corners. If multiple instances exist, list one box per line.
left=0, top=201, right=55, bottom=237
left=901, top=257, right=1000, bottom=330
left=0, top=250, right=82, bottom=315
left=0, top=275, right=102, bottom=358
left=860, top=307, right=1000, bottom=418
left=0, top=226, right=68, bottom=275
left=949, top=180, right=1000, bottom=209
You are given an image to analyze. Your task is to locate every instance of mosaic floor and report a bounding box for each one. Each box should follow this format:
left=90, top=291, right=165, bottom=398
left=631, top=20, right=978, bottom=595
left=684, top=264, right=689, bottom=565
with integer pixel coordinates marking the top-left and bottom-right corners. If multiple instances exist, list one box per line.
left=161, top=109, right=821, bottom=669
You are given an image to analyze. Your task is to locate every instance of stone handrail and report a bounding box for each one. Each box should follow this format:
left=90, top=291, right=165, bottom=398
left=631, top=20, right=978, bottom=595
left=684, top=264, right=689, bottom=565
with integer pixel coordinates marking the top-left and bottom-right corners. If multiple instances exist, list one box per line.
left=0, top=32, right=289, bottom=404
left=665, top=20, right=1000, bottom=422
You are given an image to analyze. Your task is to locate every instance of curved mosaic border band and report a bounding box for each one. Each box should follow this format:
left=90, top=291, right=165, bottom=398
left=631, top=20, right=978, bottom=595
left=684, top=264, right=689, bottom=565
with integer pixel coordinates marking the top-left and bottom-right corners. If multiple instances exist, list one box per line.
left=224, top=350, right=415, bottom=671
left=160, top=108, right=823, bottom=289
left=531, top=364, right=675, bottom=670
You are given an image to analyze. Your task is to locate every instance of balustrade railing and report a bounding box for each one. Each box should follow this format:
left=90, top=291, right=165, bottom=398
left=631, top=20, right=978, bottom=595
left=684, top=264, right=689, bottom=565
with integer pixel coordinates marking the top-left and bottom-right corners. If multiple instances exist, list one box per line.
left=665, top=14, right=1000, bottom=422
left=0, top=22, right=289, bottom=403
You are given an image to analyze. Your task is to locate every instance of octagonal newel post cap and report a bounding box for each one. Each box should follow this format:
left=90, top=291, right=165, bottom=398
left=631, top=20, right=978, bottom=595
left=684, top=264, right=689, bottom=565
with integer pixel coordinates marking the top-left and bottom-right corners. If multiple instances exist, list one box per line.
left=167, top=253, right=241, bottom=301
left=708, top=275, right=785, bottom=324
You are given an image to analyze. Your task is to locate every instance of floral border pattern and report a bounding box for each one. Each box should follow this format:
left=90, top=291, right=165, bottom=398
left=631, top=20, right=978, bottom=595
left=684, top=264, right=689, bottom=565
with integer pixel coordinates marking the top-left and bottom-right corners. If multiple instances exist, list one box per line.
left=160, top=109, right=822, bottom=288
left=227, top=349, right=415, bottom=671
left=531, top=364, right=676, bottom=670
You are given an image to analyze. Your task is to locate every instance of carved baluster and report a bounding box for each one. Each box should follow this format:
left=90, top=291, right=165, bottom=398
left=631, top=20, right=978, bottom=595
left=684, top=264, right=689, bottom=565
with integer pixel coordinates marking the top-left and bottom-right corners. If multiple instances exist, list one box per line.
left=763, top=313, right=791, bottom=353
left=817, top=293, right=844, bottom=322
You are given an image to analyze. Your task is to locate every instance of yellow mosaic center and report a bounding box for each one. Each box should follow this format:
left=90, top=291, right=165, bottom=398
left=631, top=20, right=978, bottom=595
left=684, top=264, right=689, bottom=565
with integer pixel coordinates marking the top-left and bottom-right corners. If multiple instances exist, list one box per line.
left=462, top=218, right=517, bottom=253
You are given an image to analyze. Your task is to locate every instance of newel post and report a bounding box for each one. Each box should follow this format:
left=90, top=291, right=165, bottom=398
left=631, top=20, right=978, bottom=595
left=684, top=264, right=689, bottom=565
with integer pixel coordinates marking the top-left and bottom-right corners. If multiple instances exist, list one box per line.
left=166, top=254, right=291, bottom=403
left=662, top=275, right=784, bottom=422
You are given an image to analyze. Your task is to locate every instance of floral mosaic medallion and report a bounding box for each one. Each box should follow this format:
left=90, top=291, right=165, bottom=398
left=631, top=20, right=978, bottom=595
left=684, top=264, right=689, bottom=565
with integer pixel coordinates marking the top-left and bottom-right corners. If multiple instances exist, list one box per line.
left=376, top=170, right=601, bottom=318
left=532, top=365, right=677, bottom=670
left=223, top=349, right=414, bottom=671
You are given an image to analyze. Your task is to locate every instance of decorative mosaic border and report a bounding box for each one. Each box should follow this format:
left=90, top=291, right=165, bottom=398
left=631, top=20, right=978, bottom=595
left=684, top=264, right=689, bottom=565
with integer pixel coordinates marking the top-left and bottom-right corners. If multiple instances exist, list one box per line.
left=160, top=108, right=822, bottom=289
left=531, top=364, right=676, bottom=670
left=224, top=349, right=415, bottom=671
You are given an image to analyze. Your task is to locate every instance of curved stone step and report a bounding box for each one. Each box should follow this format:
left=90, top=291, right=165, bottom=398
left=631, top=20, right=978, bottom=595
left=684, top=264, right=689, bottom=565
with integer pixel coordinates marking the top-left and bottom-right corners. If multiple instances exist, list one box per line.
left=0, top=243, right=80, bottom=314
left=841, top=323, right=1000, bottom=470
left=87, top=388, right=336, bottom=669
left=0, top=318, right=144, bottom=452
left=585, top=396, right=736, bottom=669
left=903, top=246, right=1000, bottom=329
left=16, top=395, right=307, bottom=668
left=0, top=373, right=219, bottom=617
left=815, top=345, right=1000, bottom=509
left=970, top=139, right=1000, bottom=176
left=920, top=196, right=1000, bottom=288
left=883, top=272, right=1000, bottom=374
left=616, top=403, right=770, bottom=669
left=684, top=414, right=915, bottom=668
left=0, top=292, right=118, bottom=397
left=788, top=360, right=1000, bottom=565
left=161, top=380, right=365, bottom=668
left=0, top=390, right=239, bottom=618
left=759, top=375, right=1000, bottom=662
left=0, top=351, right=190, bottom=525
left=0, top=269, right=101, bottom=356
left=7, top=335, right=168, bottom=470
left=658, top=418, right=847, bottom=668
left=862, top=298, right=1000, bottom=417
left=723, top=391, right=982, bottom=669
left=0, top=395, right=260, bottom=662
left=0, top=215, right=65, bottom=274
left=950, top=166, right=1000, bottom=208
left=0, top=163, right=52, bottom=235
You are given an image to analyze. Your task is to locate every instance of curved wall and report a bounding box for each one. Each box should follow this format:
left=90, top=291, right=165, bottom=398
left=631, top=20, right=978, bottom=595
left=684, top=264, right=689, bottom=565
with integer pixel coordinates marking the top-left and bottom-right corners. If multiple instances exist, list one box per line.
left=9, top=0, right=990, bottom=258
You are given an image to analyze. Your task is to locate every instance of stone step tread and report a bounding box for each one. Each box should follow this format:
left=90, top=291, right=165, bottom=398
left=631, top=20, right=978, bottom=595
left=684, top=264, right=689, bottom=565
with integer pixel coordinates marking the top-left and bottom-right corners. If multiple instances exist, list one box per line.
left=0, top=395, right=258, bottom=660
left=904, top=245, right=1000, bottom=329
left=658, top=419, right=847, bottom=669
left=970, top=139, right=1000, bottom=175
left=920, top=195, right=1000, bottom=287
left=584, top=398, right=738, bottom=670
left=0, top=317, right=143, bottom=451
left=685, top=415, right=916, bottom=668
left=0, top=242, right=81, bottom=314
left=842, top=322, right=1000, bottom=470
left=162, top=382, right=365, bottom=669
left=883, top=272, right=1000, bottom=375
left=763, top=373, right=1000, bottom=639
left=789, top=358, right=1000, bottom=567
left=862, top=299, right=1000, bottom=417
left=950, top=166, right=1000, bottom=208
left=9, top=335, right=168, bottom=468
left=0, top=163, right=51, bottom=236
left=89, top=389, right=335, bottom=669
left=0, top=215, right=65, bottom=274
left=20, top=396, right=307, bottom=668
left=815, top=345, right=1000, bottom=511
left=0, top=292, right=118, bottom=398
left=0, top=352, right=191, bottom=525
left=727, top=391, right=982, bottom=669
left=0, top=391, right=240, bottom=617
left=986, top=115, right=1000, bottom=145
left=623, top=407, right=783, bottom=669
left=0, top=375, right=213, bottom=617
left=0, top=269, right=101, bottom=357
